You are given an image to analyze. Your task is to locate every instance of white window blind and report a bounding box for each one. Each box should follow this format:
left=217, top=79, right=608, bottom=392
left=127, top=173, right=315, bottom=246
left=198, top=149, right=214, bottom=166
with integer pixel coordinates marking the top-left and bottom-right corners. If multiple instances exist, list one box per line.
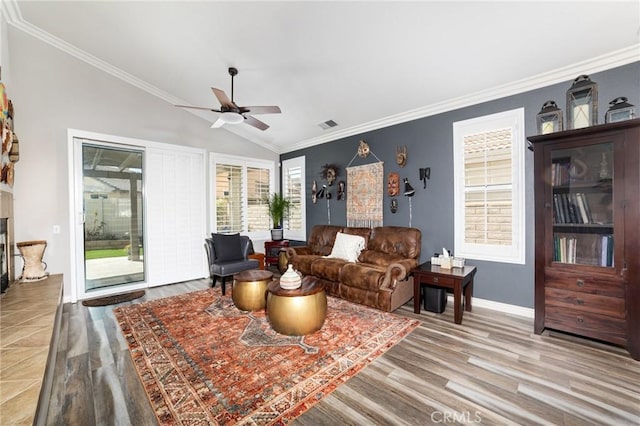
left=282, top=156, right=306, bottom=241
left=247, top=166, right=270, bottom=232
left=463, top=128, right=513, bottom=246
left=210, top=153, right=275, bottom=239
left=215, top=164, right=243, bottom=233
left=453, top=108, right=525, bottom=264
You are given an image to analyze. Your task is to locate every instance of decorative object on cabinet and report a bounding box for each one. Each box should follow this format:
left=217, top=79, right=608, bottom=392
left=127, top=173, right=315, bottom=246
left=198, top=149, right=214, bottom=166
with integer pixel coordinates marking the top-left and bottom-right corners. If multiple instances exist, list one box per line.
left=390, top=198, right=398, bottom=213
left=605, top=97, right=635, bottom=123
left=528, top=118, right=640, bottom=361
left=357, top=140, right=370, bottom=158
left=419, top=167, right=431, bottom=189
left=387, top=172, right=399, bottom=196
left=536, top=100, right=564, bottom=134
left=395, top=145, right=407, bottom=167
left=320, top=163, right=339, bottom=186
left=566, top=75, right=598, bottom=130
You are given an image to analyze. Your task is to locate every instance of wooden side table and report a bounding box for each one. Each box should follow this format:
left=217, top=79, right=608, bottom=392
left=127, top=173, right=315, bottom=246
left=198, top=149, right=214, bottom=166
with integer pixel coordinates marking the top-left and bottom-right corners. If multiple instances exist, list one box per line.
left=264, top=240, right=289, bottom=268
left=247, top=253, right=265, bottom=270
left=412, top=262, right=477, bottom=324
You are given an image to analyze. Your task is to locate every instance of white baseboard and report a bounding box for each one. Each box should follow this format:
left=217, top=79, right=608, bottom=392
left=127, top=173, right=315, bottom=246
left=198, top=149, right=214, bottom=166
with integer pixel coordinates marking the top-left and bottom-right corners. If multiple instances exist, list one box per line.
left=447, top=295, right=534, bottom=318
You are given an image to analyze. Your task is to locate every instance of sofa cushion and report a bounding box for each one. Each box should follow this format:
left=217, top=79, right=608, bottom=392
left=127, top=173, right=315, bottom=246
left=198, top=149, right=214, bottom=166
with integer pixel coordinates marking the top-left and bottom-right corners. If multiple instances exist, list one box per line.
left=311, top=258, right=349, bottom=282
left=340, top=263, right=386, bottom=292
left=326, top=232, right=366, bottom=262
left=368, top=226, right=421, bottom=259
left=292, top=254, right=323, bottom=276
left=358, top=250, right=405, bottom=267
left=212, top=233, right=243, bottom=262
left=341, top=227, right=372, bottom=247
left=307, top=225, right=344, bottom=255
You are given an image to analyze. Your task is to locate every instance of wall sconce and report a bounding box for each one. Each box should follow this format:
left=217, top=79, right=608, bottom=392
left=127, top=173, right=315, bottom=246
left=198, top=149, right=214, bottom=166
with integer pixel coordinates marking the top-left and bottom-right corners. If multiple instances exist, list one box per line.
left=403, top=178, right=414, bottom=227
left=403, top=178, right=415, bottom=197
left=316, top=185, right=326, bottom=199
left=419, top=167, right=431, bottom=189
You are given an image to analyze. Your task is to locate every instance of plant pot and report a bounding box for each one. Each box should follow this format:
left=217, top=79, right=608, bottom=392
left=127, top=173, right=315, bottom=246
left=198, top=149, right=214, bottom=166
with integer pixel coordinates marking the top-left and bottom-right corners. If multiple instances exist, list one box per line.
left=271, top=228, right=283, bottom=241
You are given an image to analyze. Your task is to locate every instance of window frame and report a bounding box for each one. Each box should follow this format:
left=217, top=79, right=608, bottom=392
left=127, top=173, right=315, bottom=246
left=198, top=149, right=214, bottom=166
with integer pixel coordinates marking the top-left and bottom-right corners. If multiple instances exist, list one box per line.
left=282, top=156, right=306, bottom=241
left=209, top=153, right=276, bottom=240
left=453, top=108, right=525, bottom=264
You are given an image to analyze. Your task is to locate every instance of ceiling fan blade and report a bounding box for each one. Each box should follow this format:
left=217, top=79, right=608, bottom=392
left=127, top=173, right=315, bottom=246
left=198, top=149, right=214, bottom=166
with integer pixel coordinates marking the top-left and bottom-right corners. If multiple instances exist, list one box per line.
left=175, top=104, right=223, bottom=113
left=210, top=117, right=225, bottom=128
left=212, top=88, right=235, bottom=109
left=243, top=115, right=269, bottom=131
left=239, top=105, right=282, bottom=115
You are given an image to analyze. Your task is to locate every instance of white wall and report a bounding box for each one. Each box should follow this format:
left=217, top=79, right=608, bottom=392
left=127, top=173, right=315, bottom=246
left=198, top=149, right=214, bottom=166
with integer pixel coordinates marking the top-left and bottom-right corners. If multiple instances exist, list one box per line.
left=7, top=28, right=278, bottom=298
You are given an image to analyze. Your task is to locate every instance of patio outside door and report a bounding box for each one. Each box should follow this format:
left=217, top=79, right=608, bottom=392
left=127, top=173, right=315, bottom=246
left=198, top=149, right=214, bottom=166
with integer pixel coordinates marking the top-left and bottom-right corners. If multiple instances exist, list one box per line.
left=82, top=143, right=145, bottom=292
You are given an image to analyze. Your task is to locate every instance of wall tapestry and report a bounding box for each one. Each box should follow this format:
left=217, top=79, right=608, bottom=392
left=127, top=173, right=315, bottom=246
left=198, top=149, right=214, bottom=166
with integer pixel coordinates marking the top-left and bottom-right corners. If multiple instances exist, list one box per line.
left=346, top=162, right=384, bottom=227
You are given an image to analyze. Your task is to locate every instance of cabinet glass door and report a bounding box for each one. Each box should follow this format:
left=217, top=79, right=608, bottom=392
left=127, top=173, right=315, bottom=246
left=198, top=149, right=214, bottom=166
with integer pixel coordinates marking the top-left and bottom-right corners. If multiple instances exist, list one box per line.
left=550, top=142, right=613, bottom=266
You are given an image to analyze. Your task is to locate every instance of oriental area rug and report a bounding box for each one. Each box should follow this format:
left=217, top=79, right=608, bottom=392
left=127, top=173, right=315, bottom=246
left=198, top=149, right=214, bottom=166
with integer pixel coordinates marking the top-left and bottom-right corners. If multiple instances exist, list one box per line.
left=114, top=288, right=419, bottom=425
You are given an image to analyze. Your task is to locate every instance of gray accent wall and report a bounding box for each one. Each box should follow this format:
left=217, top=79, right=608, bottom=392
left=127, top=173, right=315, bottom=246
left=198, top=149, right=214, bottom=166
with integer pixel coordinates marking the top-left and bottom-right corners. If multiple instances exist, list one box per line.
left=282, top=61, right=640, bottom=309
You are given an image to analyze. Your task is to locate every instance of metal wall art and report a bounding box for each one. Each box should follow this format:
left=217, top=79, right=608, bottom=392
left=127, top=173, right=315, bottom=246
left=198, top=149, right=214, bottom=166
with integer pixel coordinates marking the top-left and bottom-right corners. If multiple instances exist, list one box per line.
left=387, top=172, right=399, bottom=196
left=357, top=140, right=370, bottom=158
left=396, top=145, right=407, bottom=167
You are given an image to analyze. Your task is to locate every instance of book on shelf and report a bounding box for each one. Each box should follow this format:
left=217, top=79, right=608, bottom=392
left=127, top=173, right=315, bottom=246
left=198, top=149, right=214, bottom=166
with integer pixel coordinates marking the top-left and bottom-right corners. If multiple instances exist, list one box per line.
left=600, top=235, right=614, bottom=267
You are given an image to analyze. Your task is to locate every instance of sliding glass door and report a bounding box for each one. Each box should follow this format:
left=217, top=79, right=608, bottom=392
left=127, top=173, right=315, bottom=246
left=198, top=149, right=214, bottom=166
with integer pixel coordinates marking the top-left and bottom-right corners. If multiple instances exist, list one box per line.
left=82, top=143, right=145, bottom=291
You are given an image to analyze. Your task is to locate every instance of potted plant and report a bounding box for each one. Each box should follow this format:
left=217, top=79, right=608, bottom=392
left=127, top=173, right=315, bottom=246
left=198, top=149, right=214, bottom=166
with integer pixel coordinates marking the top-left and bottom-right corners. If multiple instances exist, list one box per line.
left=266, top=192, right=291, bottom=241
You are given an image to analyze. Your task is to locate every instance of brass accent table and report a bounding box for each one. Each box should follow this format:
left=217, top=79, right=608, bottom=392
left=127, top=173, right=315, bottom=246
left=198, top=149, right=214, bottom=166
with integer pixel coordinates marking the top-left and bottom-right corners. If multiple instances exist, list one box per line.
left=232, top=269, right=273, bottom=311
left=266, top=276, right=327, bottom=336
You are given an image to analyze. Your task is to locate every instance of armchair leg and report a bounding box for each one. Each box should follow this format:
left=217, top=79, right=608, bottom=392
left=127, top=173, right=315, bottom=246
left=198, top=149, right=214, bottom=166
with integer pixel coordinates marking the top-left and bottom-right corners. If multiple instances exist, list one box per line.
left=221, top=276, right=227, bottom=295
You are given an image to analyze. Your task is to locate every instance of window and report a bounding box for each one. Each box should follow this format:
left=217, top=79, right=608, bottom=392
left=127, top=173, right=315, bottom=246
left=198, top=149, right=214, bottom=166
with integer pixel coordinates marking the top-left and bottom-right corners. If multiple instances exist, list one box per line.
left=210, top=154, right=275, bottom=238
left=282, top=156, right=306, bottom=241
left=453, top=108, right=525, bottom=264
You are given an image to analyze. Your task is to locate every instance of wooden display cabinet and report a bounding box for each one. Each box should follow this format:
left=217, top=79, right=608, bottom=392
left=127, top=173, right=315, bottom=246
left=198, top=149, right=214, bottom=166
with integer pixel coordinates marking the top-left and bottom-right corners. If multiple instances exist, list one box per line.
left=528, top=118, right=640, bottom=360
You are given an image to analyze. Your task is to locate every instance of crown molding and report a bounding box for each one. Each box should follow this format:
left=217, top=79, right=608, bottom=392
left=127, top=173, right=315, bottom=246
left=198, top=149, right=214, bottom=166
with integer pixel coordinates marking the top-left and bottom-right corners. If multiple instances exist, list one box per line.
left=2, top=0, right=281, bottom=154
left=4, top=0, right=637, bottom=156
left=285, top=44, right=640, bottom=153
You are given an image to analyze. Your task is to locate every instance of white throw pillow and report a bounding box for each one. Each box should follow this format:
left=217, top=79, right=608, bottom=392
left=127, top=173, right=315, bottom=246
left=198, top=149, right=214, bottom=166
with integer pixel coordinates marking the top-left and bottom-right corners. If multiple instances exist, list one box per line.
left=326, top=232, right=366, bottom=263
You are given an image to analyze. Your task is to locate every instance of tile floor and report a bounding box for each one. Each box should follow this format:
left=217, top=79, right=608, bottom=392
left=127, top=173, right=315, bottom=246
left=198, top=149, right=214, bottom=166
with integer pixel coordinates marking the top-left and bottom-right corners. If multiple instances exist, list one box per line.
left=0, top=274, right=62, bottom=425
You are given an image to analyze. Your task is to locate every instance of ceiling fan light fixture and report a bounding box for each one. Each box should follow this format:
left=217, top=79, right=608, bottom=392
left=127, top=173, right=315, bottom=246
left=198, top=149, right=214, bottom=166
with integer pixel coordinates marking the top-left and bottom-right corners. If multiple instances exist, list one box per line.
left=219, top=112, right=244, bottom=125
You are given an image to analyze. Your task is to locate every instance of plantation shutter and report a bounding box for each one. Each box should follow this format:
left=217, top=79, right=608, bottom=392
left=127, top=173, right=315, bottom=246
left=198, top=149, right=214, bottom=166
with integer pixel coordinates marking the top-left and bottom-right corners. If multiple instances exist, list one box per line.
left=215, top=164, right=243, bottom=233
left=246, top=166, right=270, bottom=231
left=463, top=128, right=513, bottom=246
left=283, top=165, right=302, bottom=232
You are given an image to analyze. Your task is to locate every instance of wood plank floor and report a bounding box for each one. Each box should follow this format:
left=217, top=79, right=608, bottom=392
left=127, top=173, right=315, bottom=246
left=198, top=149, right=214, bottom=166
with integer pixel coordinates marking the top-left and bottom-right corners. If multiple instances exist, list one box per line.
left=46, top=278, right=640, bottom=425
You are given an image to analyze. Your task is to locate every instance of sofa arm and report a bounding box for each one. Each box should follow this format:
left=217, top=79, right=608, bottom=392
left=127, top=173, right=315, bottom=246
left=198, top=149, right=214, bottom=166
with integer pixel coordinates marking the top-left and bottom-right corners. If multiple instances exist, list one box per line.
left=381, top=263, right=406, bottom=290
left=286, top=246, right=314, bottom=257
left=381, top=259, right=417, bottom=290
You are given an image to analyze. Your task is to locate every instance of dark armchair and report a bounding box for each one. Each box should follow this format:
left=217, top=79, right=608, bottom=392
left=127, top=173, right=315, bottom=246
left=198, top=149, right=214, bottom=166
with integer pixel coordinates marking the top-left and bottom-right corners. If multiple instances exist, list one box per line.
left=204, top=234, right=260, bottom=295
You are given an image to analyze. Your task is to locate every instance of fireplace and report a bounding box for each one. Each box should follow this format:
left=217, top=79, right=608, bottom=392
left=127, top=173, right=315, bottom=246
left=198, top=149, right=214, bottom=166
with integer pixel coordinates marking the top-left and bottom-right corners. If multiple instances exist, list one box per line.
left=0, top=218, right=8, bottom=293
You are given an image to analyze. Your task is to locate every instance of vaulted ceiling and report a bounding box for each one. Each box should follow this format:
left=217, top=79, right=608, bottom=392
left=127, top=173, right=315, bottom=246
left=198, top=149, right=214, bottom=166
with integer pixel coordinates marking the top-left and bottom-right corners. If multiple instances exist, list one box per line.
left=6, top=1, right=640, bottom=153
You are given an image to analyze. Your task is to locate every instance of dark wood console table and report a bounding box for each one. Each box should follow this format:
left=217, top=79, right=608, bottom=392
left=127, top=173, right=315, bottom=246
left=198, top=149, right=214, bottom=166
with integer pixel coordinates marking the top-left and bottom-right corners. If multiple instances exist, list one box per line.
left=264, top=240, right=289, bottom=268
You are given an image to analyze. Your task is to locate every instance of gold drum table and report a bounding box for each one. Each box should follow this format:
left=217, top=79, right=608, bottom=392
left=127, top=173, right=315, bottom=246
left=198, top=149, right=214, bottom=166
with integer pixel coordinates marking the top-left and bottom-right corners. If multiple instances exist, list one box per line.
left=232, top=269, right=273, bottom=311
left=266, top=276, right=327, bottom=336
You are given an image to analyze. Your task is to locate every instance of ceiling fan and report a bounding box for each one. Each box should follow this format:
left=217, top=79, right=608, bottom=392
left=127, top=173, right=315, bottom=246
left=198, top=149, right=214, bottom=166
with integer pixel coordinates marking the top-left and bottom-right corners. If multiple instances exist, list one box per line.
left=176, top=67, right=281, bottom=131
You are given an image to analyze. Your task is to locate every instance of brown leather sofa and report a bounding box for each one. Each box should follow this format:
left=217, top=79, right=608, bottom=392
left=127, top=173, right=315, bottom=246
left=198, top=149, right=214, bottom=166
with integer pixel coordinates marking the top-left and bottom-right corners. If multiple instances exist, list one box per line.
left=285, top=225, right=421, bottom=312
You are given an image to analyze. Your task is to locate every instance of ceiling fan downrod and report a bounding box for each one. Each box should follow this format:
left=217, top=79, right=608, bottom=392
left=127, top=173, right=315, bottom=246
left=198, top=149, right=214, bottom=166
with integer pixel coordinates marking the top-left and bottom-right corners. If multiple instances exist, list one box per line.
left=228, top=67, right=238, bottom=104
